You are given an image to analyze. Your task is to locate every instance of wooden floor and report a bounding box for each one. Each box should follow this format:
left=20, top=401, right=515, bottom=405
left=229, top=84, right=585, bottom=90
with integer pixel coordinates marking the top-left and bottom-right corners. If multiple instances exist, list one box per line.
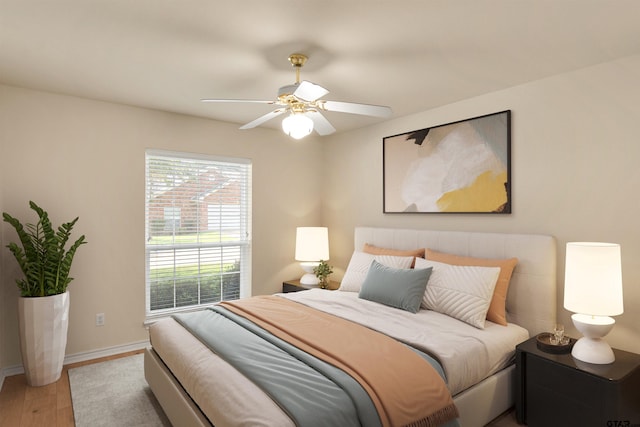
left=0, top=350, right=143, bottom=427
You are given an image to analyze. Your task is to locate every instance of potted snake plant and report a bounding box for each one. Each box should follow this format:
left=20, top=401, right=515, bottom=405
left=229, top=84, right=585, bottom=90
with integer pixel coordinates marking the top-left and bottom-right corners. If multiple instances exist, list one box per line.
left=3, top=201, right=87, bottom=386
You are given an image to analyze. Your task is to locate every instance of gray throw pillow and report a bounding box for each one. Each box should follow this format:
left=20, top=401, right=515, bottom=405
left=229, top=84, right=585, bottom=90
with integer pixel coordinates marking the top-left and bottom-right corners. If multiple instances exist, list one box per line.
left=358, top=260, right=432, bottom=313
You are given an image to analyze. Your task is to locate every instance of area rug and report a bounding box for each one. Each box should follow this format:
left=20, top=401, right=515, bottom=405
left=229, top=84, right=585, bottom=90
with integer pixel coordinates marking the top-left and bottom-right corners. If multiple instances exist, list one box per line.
left=69, top=353, right=171, bottom=427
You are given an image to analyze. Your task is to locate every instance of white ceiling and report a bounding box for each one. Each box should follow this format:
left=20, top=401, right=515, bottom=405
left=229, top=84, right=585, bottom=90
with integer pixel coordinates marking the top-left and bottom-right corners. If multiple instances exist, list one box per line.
left=2, top=0, right=640, bottom=134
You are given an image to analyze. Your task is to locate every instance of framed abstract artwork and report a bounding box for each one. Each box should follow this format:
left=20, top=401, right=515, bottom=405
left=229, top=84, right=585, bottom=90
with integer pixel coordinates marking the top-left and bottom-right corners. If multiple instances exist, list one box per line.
left=383, top=110, right=511, bottom=214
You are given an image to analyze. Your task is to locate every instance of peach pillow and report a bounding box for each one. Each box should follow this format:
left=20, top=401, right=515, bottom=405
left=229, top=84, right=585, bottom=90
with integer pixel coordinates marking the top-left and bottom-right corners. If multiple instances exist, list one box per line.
left=363, top=244, right=425, bottom=267
left=425, top=249, right=518, bottom=326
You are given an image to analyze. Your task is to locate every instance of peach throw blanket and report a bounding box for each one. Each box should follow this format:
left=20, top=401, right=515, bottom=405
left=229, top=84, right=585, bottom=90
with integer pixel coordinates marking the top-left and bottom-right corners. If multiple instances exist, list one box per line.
left=221, top=296, right=458, bottom=427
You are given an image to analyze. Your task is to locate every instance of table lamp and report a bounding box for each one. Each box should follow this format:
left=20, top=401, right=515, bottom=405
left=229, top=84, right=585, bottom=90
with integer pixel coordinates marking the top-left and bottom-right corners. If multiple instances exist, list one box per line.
left=564, top=242, right=624, bottom=364
left=295, top=227, right=329, bottom=286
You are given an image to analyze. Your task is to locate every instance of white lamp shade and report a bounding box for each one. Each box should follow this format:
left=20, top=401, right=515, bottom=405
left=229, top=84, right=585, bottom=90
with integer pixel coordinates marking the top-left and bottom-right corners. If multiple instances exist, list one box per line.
left=282, top=113, right=314, bottom=139
left=295, top=227, right=329, bottom=262
left=564, top=242, right=623, bottom=316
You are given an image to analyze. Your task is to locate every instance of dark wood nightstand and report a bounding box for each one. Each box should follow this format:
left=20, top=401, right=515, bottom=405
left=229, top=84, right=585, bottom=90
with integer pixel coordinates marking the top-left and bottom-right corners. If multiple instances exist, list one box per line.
left=282, top=279, right=340, bottom=293
left=515, top=335, right=640, bottom=427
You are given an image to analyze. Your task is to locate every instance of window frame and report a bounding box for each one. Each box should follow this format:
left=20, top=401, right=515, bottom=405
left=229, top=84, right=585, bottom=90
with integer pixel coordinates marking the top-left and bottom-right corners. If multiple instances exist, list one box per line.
left=144, top=149, right=252, bottom=321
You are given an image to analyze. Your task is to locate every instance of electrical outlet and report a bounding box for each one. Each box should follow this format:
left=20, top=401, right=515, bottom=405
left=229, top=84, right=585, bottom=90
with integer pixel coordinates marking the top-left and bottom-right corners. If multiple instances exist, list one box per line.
left=96, top=312, right=105, bottom=326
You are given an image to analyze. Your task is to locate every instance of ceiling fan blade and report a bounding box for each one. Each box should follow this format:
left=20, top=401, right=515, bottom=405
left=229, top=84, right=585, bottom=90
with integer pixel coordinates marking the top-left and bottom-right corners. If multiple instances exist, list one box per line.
left=201, top=99, right=276, bottom=104
left=319, top=100, right=392, bottom=118
left=294, top=81, right=329, bottom=102
left=306, top=111, right=336, bottom=136
left=239, top=109, right=286, bottom=130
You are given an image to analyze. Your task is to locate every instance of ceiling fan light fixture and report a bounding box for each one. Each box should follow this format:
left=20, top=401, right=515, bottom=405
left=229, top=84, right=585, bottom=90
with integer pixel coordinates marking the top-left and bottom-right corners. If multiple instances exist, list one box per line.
left=202, top=52, right=391, bottom=136
left=282, top=113, right=313, bottom=139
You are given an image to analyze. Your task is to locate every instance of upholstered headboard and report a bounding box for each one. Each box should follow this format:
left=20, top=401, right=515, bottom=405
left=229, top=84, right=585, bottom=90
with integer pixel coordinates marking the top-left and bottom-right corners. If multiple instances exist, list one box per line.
left=354, top=227, right=557, bottom=336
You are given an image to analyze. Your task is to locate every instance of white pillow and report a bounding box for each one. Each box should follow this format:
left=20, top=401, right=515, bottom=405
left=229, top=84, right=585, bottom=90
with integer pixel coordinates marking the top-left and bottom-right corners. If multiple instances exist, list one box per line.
left=415, top=258, right=500, bottom=329
left=339, top=251, right=414, bottom=292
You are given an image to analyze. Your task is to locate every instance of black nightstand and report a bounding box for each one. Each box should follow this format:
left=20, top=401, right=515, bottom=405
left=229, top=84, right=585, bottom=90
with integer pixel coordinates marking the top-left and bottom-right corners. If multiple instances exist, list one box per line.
left=282, top=279, right=340, bottom=293
left=515, top=336, right=640, bottom=427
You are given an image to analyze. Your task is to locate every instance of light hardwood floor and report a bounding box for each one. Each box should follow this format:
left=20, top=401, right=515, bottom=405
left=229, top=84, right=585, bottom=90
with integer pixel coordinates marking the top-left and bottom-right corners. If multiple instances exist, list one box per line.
left=486, top=410, right=521, bottom=427
left=0, top=350, right=143, bottom=427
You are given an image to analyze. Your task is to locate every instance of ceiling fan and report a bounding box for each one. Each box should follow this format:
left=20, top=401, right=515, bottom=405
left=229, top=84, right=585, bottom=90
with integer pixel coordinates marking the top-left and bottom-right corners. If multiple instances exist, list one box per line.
left=201, top=53, right=392, bottom=139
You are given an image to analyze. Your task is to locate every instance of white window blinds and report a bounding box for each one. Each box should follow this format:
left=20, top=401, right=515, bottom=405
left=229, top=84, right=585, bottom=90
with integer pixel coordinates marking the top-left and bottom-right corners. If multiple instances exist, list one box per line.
left=145, top=150, right=252, bottom=317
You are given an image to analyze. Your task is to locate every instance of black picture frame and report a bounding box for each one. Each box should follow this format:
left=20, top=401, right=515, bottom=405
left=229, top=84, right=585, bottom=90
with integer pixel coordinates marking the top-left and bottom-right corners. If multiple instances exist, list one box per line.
left=383, top=110, right=511, bottom=214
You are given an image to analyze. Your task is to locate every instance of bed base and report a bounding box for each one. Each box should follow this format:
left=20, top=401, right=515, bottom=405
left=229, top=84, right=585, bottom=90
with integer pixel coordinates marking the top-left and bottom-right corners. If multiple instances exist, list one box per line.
left=144, top=348, right=213, bottom=427
left=145, top=346, right=512, bottom=427
left=454, top=365, right=515, bottom=427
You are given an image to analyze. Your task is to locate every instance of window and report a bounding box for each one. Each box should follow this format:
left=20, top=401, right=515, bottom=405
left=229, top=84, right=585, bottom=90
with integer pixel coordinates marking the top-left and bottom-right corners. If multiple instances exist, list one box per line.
left=145, top=150, right=252, bottom=318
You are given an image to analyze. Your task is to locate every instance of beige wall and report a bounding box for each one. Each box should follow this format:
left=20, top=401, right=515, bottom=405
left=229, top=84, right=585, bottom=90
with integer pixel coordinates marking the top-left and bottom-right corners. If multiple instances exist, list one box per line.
left=0, top=145, right=4, bottom=374
left=2, top=52, right=640, bottom=371
left=323, top=53, right=640, bottom=355
left=0, top=85, right=323, bottom=367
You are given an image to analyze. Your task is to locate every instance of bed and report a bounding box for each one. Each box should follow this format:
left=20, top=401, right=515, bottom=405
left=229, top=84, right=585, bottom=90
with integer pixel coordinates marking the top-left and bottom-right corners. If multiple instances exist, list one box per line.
left=145, top=227, right=557, bottom=427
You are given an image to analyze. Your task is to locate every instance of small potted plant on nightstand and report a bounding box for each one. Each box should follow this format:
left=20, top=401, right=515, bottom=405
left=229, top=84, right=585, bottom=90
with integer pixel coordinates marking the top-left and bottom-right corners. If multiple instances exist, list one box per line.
left=313, top=260, right=333, bottom=289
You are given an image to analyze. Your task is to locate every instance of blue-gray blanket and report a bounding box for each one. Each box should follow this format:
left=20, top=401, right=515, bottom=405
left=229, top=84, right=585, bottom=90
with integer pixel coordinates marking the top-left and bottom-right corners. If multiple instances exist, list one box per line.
left=173, top=306, right=459, bottom=427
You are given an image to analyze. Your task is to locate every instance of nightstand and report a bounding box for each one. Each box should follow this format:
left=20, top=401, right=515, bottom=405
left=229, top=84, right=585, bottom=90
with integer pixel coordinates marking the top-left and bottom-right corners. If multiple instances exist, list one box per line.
left=515, top=336, right=640, bottom=427
left=282, top=279, right=340, bottom=293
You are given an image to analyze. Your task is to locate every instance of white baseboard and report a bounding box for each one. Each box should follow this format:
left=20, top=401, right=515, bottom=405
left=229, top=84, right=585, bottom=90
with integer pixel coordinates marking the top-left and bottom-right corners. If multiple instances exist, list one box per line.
left=62, top=339, right=150, bottom=365
left=0, top=368, right=6, bottom=391
left=0, top=340, right=149, bottom=392
left=2, top=364, right=25, bottom=379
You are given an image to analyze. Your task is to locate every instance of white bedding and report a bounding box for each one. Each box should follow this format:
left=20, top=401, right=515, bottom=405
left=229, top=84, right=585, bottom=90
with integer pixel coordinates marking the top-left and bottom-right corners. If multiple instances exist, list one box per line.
left=281, top=289, right=529, bottom=395
left=149, top=317, right=295, bottom=427
left=149, top=288, right=529, bottom=427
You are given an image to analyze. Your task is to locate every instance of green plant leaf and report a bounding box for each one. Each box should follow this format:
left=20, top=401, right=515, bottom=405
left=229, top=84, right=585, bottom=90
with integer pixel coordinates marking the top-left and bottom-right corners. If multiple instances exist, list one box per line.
left=3, top=201, right=87, bottom=297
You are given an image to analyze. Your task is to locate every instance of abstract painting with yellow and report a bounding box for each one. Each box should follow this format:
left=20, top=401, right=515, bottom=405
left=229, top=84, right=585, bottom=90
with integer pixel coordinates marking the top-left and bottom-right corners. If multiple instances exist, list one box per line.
left=437, top=170, right=508, bottom=212
left=383, top=110, right=510, bottom=213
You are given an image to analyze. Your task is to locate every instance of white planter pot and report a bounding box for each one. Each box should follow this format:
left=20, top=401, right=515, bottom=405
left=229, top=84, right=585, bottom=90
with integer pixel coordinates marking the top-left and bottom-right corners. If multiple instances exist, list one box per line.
left=18, top=292, right=70, bottom=386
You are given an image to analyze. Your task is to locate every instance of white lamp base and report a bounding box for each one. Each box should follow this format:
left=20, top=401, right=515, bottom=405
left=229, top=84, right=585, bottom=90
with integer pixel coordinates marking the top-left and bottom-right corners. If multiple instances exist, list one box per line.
left=300, top=273, right=319, bottom=286
left=571, top=313, right=615, bottom=364
left=299, top=262, right=319, bottom=286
